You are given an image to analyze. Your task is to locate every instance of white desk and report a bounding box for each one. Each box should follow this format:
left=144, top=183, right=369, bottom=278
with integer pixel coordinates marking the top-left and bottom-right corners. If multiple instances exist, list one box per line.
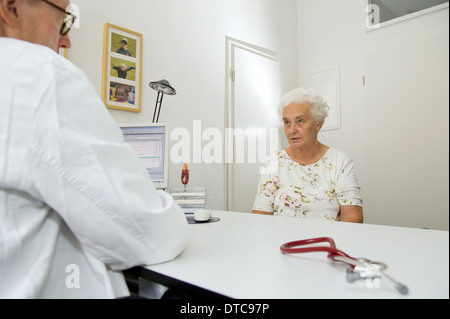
left=130, top=211, right=449, bottom=299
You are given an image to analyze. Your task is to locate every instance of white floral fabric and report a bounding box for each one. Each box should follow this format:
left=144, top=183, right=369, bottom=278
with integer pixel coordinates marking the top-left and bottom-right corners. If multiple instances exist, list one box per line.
left=253, top=148, right=362, bottom=221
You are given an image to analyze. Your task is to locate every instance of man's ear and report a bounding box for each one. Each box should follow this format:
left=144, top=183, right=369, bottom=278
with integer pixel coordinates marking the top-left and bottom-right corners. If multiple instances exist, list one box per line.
left=0, top=0, right=21, bottom=28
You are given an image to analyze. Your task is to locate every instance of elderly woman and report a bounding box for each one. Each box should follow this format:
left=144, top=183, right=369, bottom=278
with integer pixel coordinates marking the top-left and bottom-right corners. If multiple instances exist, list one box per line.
left=252, top=88, right=363, bottom=223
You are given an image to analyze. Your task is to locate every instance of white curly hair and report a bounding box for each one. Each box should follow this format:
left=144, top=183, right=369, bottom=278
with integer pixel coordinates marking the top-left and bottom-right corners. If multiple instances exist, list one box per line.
left=279, top=87, right=330, bottom=123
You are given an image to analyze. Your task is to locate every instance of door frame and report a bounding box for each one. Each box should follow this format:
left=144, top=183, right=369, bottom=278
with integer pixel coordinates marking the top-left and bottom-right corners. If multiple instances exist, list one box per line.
left=225, top=37, right=278, bottom=211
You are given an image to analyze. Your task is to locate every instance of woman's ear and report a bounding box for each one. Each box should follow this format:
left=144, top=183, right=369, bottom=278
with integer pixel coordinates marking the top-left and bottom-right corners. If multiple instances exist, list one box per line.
left=316, top=120, right=324, bottom=132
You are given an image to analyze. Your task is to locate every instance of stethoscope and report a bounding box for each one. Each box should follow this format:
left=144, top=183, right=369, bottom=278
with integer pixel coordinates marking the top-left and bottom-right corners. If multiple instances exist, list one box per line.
left=280, top=237, right=409, bottom=295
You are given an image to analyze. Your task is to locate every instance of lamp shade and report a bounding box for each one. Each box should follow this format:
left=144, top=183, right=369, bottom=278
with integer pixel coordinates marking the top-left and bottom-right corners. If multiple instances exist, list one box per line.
left=149, top=80, right=176, bottom=95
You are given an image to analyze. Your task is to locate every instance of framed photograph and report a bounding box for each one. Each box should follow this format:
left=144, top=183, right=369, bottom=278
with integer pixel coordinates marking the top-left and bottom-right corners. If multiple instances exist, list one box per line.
left=310, top=66, right=341, bottom=131
left=102, top=23, right=143, bottom=112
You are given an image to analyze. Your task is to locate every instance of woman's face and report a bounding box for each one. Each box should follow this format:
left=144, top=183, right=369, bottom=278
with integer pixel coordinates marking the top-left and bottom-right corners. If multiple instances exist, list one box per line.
left=283, top=102, right=322, bottom=149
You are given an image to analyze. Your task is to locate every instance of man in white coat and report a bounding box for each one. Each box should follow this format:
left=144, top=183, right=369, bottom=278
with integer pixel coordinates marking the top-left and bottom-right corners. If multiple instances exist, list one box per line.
left=0, top=0, right=189, bottom=298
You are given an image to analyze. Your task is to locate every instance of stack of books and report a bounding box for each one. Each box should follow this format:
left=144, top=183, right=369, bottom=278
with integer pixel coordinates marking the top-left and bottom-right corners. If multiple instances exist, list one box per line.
left=169, top=188, right=207, bottom=214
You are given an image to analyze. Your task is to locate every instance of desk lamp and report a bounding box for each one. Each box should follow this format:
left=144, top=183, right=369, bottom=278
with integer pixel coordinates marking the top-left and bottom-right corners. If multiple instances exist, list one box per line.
left=149, top=79, right=177, bottom=123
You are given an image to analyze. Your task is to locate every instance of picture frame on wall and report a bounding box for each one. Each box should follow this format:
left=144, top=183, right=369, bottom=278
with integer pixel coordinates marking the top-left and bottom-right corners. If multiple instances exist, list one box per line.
left=102, top=23, right=143, bottom=113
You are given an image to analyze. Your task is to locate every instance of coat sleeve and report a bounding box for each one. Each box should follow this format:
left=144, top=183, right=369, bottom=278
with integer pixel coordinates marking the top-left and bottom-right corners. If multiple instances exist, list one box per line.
left=18, top=51, right=189, bottom=270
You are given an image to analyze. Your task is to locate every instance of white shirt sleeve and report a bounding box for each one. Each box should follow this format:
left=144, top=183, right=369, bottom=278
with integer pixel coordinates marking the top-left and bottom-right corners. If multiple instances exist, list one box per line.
left=333, top=151, right=363, bottom=207
left=10, top=46, right=189, bottom=270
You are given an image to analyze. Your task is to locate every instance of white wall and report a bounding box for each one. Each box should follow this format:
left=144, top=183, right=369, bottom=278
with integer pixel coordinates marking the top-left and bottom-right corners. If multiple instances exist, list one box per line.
left=69, top=0, right=298, bottom=211
left=297, top=0, right=449, bottom=230
left=68, top=0, right=449, bottom=230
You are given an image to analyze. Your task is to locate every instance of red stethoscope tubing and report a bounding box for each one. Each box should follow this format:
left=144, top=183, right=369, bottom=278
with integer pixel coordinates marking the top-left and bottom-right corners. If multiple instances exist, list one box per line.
left=280, top=237, right=358, bottom=268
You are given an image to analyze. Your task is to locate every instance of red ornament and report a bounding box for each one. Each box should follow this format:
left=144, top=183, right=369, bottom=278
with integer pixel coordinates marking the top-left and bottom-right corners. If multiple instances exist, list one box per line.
left=181, top=163, right=189, bottom=185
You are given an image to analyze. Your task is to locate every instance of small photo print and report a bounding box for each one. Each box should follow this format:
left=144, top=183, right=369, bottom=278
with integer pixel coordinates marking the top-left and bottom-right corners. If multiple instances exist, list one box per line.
left=109, top=82, right=136, bottom=105
left=110, top=57, right=136, bottom=81
left=111, top=32, right=137, bottom=58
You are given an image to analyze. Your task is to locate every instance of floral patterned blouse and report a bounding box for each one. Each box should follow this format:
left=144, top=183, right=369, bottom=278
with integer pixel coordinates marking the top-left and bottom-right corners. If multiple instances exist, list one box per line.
left=253, top=148, right=363, bottom=221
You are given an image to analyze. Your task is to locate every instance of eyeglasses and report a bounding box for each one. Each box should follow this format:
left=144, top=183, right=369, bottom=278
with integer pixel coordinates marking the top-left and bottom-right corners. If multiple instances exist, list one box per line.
left=40, top=0, right=76, bottom=36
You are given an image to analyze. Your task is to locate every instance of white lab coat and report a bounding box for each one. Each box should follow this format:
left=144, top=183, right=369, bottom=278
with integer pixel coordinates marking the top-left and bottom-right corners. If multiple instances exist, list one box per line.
left=0, top=38, right=189, bottom=299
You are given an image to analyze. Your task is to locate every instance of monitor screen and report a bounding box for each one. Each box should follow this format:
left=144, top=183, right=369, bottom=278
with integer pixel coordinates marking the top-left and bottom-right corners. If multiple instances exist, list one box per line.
left=120, top=123, right=169, bottom=189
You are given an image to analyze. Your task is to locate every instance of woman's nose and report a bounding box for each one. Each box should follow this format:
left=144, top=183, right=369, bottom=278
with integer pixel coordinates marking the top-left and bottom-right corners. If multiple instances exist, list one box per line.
left=288, top=124, right=298, bottom=135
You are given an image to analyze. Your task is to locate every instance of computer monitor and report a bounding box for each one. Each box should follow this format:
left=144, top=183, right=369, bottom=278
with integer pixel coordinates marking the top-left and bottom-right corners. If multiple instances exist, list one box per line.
left=120, top=123, right=169, bottom=189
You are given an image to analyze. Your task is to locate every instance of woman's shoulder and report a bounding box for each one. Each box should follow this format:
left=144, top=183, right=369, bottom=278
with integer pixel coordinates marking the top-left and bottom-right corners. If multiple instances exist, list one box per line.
left=265, top=150, right=289, bottom=161
left=327, top=147, right=349, bottom=157
left=325, top=147, right=355, bottom=166
left=259, top=150, right=289, bottom=175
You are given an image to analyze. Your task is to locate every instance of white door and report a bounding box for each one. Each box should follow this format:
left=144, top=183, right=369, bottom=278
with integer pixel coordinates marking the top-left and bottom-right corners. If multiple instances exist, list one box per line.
left=363, top=30, right=449, bottom=229
left=226, top=38, right=281, bottom=213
